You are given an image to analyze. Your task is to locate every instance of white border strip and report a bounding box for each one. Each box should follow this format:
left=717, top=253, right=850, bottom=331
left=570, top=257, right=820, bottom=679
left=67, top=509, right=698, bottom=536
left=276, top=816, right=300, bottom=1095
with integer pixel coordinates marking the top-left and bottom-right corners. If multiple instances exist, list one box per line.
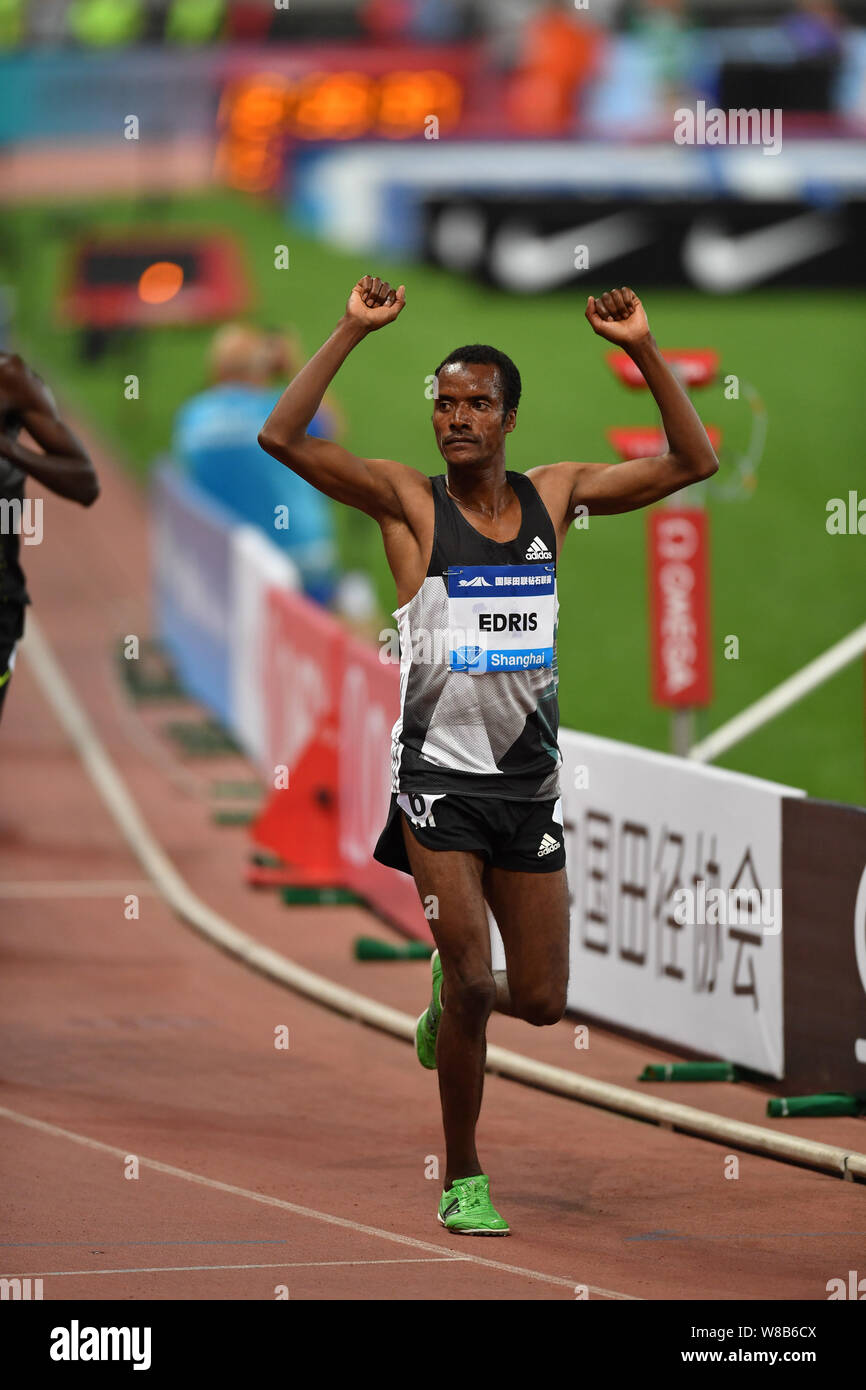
left=689, top=622, right=866, bottom=764
left=20, top=615, right=866, bottom=1184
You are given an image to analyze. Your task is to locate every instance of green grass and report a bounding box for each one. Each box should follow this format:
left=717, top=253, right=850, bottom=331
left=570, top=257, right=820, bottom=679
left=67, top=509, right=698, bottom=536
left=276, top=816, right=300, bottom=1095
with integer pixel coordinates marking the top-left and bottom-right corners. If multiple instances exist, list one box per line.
left=3, top=189, right=864, bottom=804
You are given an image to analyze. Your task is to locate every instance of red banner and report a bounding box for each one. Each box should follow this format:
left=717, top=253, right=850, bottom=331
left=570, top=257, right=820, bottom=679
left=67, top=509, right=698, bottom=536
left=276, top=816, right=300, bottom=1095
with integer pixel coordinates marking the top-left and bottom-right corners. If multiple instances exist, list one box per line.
left=261, top=587, right=344, bottom=778
left=647, top=509, right=712, bottom=707
left=338, top=634, right=427, bottom=934
left=255, top=587, right=429, bottom=939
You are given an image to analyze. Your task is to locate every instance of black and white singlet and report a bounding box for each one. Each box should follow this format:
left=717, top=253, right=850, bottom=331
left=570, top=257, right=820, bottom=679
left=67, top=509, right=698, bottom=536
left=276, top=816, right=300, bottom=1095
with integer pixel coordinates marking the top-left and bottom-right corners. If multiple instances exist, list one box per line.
left=389, top=470, right=561, bottom=802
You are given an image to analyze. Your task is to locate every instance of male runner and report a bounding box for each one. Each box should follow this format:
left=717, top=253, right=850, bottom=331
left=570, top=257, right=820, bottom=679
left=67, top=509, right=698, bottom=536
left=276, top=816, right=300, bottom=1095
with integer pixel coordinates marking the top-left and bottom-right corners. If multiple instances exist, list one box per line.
left=258, top=276, right=718, bottom=1235
left=0, top=353, right=99, bottom=722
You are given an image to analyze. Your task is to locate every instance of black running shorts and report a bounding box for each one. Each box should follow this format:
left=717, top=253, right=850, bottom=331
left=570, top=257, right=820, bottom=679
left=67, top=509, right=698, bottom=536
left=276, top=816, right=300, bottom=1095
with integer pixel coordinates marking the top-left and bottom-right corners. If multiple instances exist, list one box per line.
left=0, top=603, right=24, bottom=722
left=373, top=790, right=566, bottom=876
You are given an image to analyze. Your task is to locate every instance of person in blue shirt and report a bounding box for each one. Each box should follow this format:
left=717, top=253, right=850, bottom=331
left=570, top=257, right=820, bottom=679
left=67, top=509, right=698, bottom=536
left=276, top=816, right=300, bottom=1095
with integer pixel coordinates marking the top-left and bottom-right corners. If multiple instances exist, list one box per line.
left=173, top=324, right=338, bottom=604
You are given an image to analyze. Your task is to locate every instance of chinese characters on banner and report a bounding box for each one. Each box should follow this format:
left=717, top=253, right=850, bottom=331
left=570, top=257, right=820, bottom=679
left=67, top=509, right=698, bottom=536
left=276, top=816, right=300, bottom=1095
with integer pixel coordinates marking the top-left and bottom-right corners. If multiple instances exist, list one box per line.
left=558, top=730, right=803, bottom=1076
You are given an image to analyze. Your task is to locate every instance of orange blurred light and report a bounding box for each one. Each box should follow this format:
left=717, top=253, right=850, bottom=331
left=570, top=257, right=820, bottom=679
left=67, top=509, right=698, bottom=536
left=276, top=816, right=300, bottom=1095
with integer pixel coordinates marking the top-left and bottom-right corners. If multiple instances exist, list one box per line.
left=377, top=71, right=462, bottom=137
left=138, top=261, right=185, bottom=305
left=293, top=72, right=374, bottom=140
left=216, top=136, right=282, bottom=193
left=223, top=74, right=290, bottom=138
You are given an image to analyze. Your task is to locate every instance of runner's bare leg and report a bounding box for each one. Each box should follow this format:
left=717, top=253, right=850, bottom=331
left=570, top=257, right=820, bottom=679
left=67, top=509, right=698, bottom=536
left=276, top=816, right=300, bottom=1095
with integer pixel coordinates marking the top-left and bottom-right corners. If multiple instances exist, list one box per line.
left=401, top=819, right=495, bottom=1188
left=483, top=864, right=570, bottom=1024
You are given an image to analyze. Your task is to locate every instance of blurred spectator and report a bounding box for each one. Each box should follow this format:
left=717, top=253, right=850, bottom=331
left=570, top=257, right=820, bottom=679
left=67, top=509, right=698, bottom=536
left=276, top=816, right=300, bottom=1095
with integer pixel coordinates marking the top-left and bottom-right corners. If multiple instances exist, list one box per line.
left=475, top=0, right=534, bottom=69
left=0, top=0, right=23, bottom=47
left=224, top=1, right=272, bottom=43
left=173, top=324, right=339, bottom=605
left=360, top=0, right=412, bottom=42
left=627, top=0, right=696, bottom=110
left=360, top=0, right=465, bottom=42
left=718, top=0, right=844, bottom=113
left=784, top=0, right=844, bottom=59
left=164, top=0, right=226, bottom=44
left=26, top=0, right=72, bottom=45
left=408, top=0, right=465, bottom=41
left=505, top=2, right=603, bottom=134
left=779, top=3, right=846, bottom=113
left=67, top=0, right=146, bottom=46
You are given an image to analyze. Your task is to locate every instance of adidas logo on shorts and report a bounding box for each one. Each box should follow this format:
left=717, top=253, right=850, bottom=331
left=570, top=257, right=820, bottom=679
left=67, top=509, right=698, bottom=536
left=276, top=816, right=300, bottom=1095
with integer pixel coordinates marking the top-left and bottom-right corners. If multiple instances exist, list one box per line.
left=525, top=536, right=553, bottom=561
left=537, top=832, right=559, bottom=857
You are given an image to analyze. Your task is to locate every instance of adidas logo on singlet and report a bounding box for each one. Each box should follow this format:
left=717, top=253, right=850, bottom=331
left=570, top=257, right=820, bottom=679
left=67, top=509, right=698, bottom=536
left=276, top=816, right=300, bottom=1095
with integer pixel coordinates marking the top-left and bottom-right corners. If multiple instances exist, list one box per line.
left=525, top=536, right=552, bottom=561
left=537, top=833, right=559, bottom=857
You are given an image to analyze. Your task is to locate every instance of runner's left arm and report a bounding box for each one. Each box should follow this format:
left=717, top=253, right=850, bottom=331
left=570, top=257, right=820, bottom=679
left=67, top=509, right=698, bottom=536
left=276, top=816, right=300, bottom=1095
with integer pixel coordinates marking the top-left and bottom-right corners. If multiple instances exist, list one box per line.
left=538, top=289, right=718, bottom=520
left=0, top=355, right=99, bottom=505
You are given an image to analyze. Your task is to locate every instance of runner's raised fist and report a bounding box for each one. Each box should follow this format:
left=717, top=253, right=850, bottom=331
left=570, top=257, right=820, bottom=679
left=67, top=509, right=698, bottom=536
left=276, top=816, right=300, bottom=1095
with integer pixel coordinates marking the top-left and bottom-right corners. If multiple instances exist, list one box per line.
left=585, top=288, right=650, bottom=347
left=345, top=276, right=406, bottom=332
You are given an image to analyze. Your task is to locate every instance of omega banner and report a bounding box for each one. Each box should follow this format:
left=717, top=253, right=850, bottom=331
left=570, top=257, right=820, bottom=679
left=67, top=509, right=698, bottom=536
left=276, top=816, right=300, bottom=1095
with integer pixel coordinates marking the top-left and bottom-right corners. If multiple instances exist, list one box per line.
left=647, top=507, right=712, bottom=707
left=555, top=730, right=804, bottom=1076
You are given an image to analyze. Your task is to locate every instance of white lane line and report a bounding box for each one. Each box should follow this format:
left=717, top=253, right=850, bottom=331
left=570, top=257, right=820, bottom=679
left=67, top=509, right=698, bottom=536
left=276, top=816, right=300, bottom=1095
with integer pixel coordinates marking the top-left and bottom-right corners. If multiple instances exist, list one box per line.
left=6, top=1259, right=463, bottom=1278
left=689, top=620, right=866, bottom=764
left=0, top=1105, right=635, bottom=1299
left=20, top=614, right=866, bottom=1185
left=0, top=880, right=156, bottom=899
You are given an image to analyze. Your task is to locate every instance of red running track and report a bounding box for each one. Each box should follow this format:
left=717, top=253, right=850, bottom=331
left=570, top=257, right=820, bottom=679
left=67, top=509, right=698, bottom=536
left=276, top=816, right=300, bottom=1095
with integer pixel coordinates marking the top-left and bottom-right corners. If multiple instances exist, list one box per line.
left=1, top=428, right=864, bottom=1301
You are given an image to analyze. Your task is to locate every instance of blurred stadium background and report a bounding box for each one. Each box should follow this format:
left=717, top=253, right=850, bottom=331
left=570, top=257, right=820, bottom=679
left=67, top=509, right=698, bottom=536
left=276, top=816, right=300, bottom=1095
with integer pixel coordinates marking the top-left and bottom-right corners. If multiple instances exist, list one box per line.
left=1, top=0, right=864, bottom=804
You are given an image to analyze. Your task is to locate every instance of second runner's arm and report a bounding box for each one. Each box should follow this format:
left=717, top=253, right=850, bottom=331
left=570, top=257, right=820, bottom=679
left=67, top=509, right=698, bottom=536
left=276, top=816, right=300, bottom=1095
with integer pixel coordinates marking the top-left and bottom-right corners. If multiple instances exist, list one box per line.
left=0, top=355, right=99, bottom=506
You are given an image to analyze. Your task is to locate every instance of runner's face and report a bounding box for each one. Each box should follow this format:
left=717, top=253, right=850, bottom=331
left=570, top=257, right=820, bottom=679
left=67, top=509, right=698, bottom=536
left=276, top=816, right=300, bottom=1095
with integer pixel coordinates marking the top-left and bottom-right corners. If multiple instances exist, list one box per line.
left=432, top=363, right=515, bottom=467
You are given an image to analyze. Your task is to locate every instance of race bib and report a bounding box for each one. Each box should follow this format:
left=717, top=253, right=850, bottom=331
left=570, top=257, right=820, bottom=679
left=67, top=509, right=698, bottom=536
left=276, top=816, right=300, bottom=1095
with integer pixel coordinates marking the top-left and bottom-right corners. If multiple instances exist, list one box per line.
left=446, top=564, right=556, bottom=674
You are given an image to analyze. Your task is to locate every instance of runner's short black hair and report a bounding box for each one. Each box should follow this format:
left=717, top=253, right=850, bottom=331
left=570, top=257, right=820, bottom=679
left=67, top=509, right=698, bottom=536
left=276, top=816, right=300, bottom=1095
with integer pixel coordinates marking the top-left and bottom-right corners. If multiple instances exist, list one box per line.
left=434, top=344, right=521, bottom=417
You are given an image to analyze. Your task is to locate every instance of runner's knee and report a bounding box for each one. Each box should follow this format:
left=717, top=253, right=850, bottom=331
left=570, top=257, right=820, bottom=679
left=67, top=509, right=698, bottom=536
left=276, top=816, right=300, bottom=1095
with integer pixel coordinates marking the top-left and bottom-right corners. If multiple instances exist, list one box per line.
left=443, top=964, right=496, bottom=1021
left=513, top=988, right=566, bottom=1028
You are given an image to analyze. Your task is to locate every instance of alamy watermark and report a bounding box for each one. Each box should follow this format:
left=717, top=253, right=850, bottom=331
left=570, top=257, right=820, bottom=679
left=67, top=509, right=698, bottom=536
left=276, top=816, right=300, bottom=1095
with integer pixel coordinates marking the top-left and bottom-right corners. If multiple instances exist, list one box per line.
left=0, top=496, right=42, bottom=545
left=50, top=1322, right=152, bottom=1370
left=380, top=624, right=510, bottom=666
left=674, top=101, right=782, bottom=157
left=1, top=1277, right=43, bottom=1300
left=672, top=880, right=782, bottom=936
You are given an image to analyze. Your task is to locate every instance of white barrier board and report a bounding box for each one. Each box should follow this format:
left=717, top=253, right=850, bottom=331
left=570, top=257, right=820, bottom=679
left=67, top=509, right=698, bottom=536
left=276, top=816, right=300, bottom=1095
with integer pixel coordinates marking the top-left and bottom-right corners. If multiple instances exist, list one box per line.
left=555, top=731, right=804, bottom=1077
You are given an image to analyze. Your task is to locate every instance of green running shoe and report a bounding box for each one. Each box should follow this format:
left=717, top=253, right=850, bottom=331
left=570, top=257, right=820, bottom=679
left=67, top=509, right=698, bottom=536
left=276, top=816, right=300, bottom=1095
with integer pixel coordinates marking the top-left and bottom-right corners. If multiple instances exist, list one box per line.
left=415, top=947, right=443, bottom=1070
left=438, top=1175, right=510, bottom=1236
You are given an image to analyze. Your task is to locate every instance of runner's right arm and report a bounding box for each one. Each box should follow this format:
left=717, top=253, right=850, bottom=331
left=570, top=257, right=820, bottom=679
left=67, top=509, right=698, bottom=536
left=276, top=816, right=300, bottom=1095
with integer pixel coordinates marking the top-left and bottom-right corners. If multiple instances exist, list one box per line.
left=258, top=276, right=417, bottom=522
left=0, top=355, right=99, bottom=506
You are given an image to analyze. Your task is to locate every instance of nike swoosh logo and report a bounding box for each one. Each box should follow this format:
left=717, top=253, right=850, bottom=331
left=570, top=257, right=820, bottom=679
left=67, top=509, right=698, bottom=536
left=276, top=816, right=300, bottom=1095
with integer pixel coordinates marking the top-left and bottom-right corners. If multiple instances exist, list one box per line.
left=682, top=213, right=842, bottom=292
left=489, top=213, right=651, bottom=292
